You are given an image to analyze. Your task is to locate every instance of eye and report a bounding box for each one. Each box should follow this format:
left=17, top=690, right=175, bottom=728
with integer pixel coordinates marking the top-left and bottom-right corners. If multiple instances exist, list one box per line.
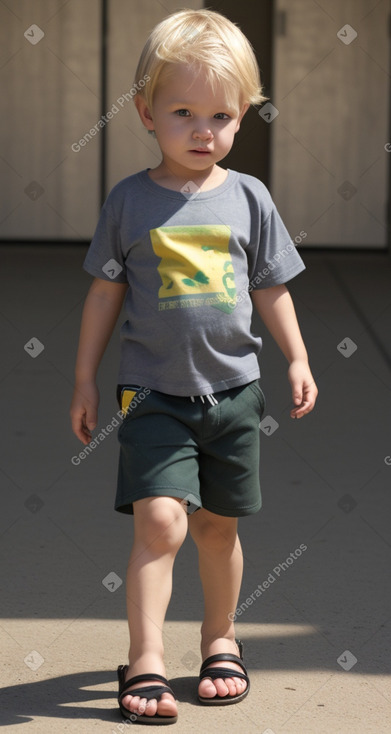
left=214, top=113, right=230, bottom=120
left=175, top=109, right=191, bottom=117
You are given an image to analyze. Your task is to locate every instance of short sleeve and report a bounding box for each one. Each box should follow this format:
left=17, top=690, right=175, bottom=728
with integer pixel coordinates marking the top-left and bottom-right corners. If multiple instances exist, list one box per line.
left=83, top=204, right=128, bottom=283
left=248, top=204, right=305, bottom=290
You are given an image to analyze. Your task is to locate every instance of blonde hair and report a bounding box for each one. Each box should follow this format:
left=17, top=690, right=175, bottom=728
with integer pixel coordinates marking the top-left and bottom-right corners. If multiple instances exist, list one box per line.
left=134, top=8, right=267, bottom=113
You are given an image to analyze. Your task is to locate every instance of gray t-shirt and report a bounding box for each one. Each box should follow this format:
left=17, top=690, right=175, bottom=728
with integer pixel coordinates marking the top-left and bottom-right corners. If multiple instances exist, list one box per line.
left=83, top=168, right=305, bottom=395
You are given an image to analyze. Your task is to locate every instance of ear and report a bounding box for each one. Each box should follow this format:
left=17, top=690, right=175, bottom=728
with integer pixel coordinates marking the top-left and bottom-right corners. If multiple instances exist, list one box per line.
left=134, top=95, right=155, bottom=132
left=235, top=102, right=250, bottom=133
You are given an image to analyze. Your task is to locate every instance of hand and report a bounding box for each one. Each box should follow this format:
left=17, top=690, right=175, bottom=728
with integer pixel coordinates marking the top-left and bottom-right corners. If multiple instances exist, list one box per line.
left=70, top=381, right=99, bottom=444
left=288, top=360, right=318, bottom=419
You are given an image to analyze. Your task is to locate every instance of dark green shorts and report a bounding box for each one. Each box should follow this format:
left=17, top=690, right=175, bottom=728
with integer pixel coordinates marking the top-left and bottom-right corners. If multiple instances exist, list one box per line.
left=115, top=380, right=265, bottom=517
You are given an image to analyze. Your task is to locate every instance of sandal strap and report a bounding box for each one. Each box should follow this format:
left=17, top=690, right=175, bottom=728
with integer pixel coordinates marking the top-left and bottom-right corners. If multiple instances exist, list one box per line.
left=199, top=665, right=249, bottom=683
left=200, top=653, right=247, bottom=676
left=120, top=684, right=174, bottom=704
left=117, top=667, right=174, bottom=702
left=235, top=638, right=244, bottom=659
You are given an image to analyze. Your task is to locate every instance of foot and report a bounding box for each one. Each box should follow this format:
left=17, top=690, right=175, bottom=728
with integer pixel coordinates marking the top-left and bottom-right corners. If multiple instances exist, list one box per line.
left=120, top=653, right=178, bottom=719
left=198, top=638, right=248, bottom=700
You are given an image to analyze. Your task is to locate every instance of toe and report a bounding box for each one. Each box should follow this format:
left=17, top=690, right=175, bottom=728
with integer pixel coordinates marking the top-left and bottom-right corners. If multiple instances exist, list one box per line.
left=121, top=693, right=176, bottom=718
left=215, top=676, right=247, bottom=697
left=198, top=677, right=219, bottom=698
left=156, top=692, right=178, bottom=716
left=122, top=693, right=140, bottom=714
left=198, top=674, right=248, bottom=700
left=229, top=676, right=247, bottom=695
left=213, top=677, right=231, bottom=697
left=143, top=698, right=157, bottom=716
left=223, top=677, right=237, bottom=697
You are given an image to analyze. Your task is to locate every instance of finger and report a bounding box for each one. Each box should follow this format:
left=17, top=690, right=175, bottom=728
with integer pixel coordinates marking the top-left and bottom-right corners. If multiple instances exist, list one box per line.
left=290, top=391, right=303, bottom=416
left=77, top=427, right=92, bottom=445
left=291, top=399, right=314, bottom=419
left=85, top=407, right=97, bottom=432
left=291, top=381, right=318, bottom=417
left=80, top=421, right=93, bottom=444
left=71, top=413, right=84, bottom=440
left=71, top=411, right=92, bottom=444
left=291, top=383, right=303, bottom=406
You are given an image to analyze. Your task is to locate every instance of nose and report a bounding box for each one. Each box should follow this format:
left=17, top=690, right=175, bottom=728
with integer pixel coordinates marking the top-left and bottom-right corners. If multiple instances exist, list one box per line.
left=192, top=123, right=213, bottom=141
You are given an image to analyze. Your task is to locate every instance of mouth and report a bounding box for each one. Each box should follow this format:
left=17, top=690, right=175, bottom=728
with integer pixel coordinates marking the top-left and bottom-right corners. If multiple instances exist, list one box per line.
left=189, top=148, right=211, bottom=154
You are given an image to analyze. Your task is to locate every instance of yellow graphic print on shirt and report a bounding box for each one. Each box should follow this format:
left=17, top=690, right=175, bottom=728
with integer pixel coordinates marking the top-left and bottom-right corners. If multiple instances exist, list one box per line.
left=150, top=225, right=236, bottom=313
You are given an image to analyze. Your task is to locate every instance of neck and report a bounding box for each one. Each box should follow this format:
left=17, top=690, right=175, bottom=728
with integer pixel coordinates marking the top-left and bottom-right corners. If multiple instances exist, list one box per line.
left=148, top=161, right=227, bottom=191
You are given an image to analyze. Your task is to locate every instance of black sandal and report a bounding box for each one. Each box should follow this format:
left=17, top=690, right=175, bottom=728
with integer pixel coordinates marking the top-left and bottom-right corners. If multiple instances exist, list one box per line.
left=117, top=665, right=178, bottom=725
left=198, top=639, right=250, bottom=705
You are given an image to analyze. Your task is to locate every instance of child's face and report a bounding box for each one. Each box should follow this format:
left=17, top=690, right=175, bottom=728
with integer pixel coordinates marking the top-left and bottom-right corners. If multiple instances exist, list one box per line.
left=138, top=64, right=248, bottom=177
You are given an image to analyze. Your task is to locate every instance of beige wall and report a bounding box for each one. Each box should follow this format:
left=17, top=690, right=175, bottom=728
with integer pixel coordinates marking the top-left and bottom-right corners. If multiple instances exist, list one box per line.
left=0, top=0, right=100, bottom=239
left=106, top=0, right=203, bottom=192
left=271, top=0, right=390, bottom=247
left=0, top=0, right=203, bottom=241
left=0, top=0, right=389, bottom=244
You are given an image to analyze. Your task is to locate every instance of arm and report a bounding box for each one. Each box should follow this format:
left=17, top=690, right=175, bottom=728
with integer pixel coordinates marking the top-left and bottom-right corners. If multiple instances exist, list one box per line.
left=70, top=277, right=128, bottom=444
left=251, top=284, right=318, bottom=419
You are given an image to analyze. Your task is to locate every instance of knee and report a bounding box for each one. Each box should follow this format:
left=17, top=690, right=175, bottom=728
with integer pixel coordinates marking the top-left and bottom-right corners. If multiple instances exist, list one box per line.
left=190, top=517, right=237, bottom=553
left=134, top=498, right=187, bottom=554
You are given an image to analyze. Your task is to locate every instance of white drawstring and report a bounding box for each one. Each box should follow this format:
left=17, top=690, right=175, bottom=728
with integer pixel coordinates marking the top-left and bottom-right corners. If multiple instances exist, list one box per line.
left=206, top=394, right=218, bottom=405
left=189, top=393, right=218, bottom=405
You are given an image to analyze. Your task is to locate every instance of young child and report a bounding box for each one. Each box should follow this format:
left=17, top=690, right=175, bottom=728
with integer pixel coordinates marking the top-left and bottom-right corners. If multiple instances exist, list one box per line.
left=70, top=8, right=318, bottom=725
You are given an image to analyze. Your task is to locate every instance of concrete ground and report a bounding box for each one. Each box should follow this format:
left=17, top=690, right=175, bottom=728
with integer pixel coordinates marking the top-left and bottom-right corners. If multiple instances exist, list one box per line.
left=0, top=245, right=391, bottom=733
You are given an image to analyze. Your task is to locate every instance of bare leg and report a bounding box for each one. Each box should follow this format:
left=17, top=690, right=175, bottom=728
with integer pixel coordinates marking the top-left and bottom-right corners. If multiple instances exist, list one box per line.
left=121, top=496, right=188, bottom=718
left=188, top=507, right=248, bottom=699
